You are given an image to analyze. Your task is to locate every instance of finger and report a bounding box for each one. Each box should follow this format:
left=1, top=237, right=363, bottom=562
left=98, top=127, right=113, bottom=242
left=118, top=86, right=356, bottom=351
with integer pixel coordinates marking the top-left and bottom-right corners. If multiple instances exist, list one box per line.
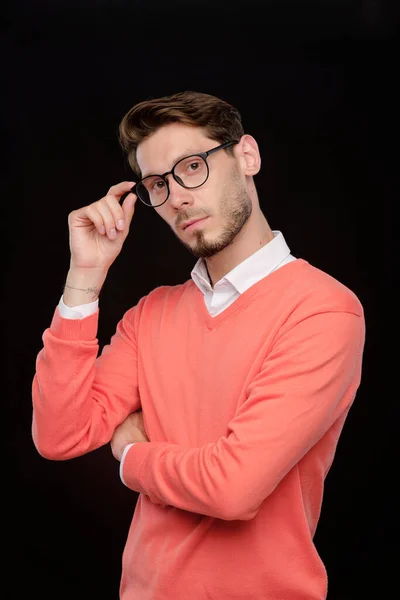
left=84, top=204, right=110, bottom=236
left=103, top=194, right=130, bottom=232
left=131, top=411, right=145, bottom=430
left=107, top=181, right=136, bottom=199
left=94, top=201, right=119, bottom=239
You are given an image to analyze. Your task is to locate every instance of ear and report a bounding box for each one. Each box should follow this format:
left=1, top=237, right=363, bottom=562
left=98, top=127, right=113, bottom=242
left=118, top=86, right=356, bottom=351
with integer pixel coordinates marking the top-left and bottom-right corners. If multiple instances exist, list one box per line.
left=236, top=134, right=261, bottom=176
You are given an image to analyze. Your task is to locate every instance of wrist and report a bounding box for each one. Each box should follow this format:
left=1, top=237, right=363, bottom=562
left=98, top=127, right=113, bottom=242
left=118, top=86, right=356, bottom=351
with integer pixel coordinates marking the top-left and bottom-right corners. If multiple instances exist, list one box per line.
left=63, top=267, right=108, bottom=306
left=68, top=264, right=109, bottom=279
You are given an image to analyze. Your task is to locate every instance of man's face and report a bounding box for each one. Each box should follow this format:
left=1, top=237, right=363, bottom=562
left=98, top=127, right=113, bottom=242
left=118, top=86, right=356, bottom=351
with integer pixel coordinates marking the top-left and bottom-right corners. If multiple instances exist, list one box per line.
left=136, top=123, right=252, bottom=258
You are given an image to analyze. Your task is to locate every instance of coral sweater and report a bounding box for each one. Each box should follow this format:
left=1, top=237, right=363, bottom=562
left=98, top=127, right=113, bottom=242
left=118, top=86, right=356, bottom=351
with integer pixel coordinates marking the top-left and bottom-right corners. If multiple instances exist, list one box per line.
left=32, top=255, right=365, bottom=600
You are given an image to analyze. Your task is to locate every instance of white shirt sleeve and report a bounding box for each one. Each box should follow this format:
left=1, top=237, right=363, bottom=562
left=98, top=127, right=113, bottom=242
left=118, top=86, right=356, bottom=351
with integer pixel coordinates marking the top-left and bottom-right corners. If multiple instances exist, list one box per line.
left=120, top=443, right=136, bottom=487
left=58, top=295, right=99, bottom=319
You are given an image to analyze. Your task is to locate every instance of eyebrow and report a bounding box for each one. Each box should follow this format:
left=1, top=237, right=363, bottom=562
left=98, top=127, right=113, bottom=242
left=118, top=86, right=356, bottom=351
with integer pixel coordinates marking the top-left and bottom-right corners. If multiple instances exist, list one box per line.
left=141, top=148, right=204, bottom=179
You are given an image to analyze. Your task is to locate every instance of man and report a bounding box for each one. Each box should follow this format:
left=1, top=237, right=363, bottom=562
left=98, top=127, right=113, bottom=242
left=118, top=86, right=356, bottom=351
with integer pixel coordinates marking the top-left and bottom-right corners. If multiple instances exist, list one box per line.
left=32, top=90, right=365, bottom=599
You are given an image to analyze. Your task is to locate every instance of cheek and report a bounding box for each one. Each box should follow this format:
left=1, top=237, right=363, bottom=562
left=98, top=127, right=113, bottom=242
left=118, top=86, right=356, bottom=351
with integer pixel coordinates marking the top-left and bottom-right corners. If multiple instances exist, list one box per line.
left=199, top=181, right=221, bottom=208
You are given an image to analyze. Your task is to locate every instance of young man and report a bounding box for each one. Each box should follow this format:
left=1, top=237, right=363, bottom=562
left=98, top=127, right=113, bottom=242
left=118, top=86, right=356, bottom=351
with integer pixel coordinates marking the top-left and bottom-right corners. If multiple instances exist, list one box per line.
left=32, top=90, right=366, bottom=599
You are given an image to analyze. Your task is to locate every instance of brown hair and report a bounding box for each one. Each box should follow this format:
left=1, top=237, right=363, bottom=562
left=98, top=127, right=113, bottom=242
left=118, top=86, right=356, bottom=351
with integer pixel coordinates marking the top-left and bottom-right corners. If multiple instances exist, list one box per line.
left=118, top=90, right=245, bottom=177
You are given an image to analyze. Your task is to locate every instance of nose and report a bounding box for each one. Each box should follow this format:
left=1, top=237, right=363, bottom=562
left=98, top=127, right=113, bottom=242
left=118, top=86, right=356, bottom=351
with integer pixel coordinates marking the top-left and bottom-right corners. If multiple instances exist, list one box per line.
left=166, top=174, right=195, bottom=209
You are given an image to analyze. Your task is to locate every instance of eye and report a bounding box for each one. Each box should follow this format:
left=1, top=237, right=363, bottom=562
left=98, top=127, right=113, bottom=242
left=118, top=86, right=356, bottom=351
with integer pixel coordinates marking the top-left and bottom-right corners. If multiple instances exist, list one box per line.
left=153, top=179, right=166, bottom=191
left=188, top=161, right=200, bottom=172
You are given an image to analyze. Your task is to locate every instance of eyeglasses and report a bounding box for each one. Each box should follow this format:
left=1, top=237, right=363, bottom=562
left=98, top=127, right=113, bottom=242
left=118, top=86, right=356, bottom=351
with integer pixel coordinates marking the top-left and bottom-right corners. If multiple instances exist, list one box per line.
left=131, top=140, right=239, bottom=207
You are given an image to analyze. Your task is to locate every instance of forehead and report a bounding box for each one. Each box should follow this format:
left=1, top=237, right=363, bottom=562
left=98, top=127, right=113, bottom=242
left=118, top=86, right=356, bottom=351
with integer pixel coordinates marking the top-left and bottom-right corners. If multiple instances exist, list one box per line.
left=137, top=123, right=215, bottom=176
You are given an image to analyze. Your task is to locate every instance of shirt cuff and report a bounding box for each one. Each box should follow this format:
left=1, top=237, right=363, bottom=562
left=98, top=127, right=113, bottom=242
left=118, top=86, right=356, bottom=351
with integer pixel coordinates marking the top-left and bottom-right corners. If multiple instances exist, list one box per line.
left=120, top=441, right=171, bottom=494
left=58, top=295, right=99, bottom=320
left=120, top=443, right=136, bottom=486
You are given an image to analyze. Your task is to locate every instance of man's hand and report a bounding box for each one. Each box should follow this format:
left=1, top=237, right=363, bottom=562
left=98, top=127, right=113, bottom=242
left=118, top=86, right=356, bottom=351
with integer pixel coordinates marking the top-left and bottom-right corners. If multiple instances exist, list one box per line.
left=111, top=410, right=149, bottom=461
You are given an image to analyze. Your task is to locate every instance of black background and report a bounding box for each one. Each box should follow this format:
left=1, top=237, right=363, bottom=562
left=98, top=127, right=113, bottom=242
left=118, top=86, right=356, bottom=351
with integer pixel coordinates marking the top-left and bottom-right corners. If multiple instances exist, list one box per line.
left=3, top=1, right=398, bottom=599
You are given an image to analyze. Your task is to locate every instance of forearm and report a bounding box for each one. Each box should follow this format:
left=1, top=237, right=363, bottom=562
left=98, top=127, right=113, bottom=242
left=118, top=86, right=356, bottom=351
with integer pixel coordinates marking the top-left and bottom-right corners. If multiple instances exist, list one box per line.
left=32, top=269, right=106, bottom=455
left=32, top=300, right=141, bottom=460
left=32, top=307, right=103, bottom=459
left=120, top=312, right=364, bottom=521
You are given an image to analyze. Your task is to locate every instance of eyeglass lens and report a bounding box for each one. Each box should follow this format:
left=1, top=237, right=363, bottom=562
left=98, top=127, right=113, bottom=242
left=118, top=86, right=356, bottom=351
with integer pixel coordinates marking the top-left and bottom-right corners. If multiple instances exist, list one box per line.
left=136, top=155, right=208, bottom=206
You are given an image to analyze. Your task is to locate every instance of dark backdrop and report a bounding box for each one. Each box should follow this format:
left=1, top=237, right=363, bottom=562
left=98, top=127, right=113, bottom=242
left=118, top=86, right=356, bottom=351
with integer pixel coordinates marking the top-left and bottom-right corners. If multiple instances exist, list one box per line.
left=3, top=1, right=398, bottom=599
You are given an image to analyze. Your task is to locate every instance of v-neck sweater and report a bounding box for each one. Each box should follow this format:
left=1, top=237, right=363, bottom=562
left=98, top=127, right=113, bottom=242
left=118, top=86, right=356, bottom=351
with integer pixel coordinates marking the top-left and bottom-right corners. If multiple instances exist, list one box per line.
left=32, top=258, right=365, bottom=600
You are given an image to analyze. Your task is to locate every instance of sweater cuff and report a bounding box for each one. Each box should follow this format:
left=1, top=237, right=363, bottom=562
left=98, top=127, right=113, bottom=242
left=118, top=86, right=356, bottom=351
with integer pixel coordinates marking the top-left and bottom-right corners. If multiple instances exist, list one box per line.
left=121, top=442, right=169, bottom=494
left=50, top=305, right=99, bottom=340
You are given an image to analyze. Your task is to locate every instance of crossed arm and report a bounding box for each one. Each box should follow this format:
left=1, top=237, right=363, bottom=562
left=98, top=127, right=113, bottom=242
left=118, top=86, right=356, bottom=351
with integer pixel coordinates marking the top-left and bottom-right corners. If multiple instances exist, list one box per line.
left=110, top=311, right=365, bottom=521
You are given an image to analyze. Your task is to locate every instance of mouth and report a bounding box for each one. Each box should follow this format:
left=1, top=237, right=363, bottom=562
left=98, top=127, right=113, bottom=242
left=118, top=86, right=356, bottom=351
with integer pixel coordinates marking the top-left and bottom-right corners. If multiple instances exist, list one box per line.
left=182, top=217, right=208, bottom=231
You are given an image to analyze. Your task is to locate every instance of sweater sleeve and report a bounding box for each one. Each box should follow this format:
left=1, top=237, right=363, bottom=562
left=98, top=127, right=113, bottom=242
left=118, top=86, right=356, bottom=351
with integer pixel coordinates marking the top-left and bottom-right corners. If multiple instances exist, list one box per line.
left=120, top=310, right=365, bottom=520
left=32, top=304, right=141, bottom=460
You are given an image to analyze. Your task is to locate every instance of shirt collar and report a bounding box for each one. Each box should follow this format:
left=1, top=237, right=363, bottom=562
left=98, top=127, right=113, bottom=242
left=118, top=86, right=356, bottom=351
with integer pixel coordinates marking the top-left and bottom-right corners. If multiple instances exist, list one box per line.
left=190, top=230, right=292, bottom=295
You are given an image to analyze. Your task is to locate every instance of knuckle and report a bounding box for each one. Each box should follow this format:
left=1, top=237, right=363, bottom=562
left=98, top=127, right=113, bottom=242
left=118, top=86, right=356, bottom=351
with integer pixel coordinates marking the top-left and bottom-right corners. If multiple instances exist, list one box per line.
left=85, top=206, right=97, bottom=220
left=107, top=184, right=118, bottom=195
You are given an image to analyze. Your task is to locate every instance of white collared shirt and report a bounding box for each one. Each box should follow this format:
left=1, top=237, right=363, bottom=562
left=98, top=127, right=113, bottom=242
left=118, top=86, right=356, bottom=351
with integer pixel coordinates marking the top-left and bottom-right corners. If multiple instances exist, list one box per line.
left=189, top=230, right=296, bottom=317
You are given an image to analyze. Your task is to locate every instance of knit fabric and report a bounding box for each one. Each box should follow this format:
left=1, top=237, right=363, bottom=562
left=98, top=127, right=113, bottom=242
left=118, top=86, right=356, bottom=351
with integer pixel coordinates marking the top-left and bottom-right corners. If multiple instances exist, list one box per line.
left=32, top=258, right=365, bottom=599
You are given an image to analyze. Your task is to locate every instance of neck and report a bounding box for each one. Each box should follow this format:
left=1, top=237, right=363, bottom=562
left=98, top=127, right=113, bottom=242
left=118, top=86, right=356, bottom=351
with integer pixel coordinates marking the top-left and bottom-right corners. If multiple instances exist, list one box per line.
left=205, top=209, right=274, bottom=288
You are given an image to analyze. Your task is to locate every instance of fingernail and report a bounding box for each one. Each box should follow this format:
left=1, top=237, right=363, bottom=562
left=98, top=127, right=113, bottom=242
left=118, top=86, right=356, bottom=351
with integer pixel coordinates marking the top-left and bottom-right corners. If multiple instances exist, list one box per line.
left=117, top=219, right=125, bottom=230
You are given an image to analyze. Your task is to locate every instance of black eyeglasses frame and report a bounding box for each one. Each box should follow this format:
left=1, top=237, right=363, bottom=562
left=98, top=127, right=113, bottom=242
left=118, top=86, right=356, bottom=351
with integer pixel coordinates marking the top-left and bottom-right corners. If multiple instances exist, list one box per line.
left=132, top=139, right=239, bottom=207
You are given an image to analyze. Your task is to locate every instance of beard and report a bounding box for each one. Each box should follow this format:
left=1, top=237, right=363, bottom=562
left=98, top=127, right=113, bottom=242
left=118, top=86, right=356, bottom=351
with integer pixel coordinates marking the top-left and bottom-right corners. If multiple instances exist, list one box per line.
left=175, top=168, right=253, bottom=259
